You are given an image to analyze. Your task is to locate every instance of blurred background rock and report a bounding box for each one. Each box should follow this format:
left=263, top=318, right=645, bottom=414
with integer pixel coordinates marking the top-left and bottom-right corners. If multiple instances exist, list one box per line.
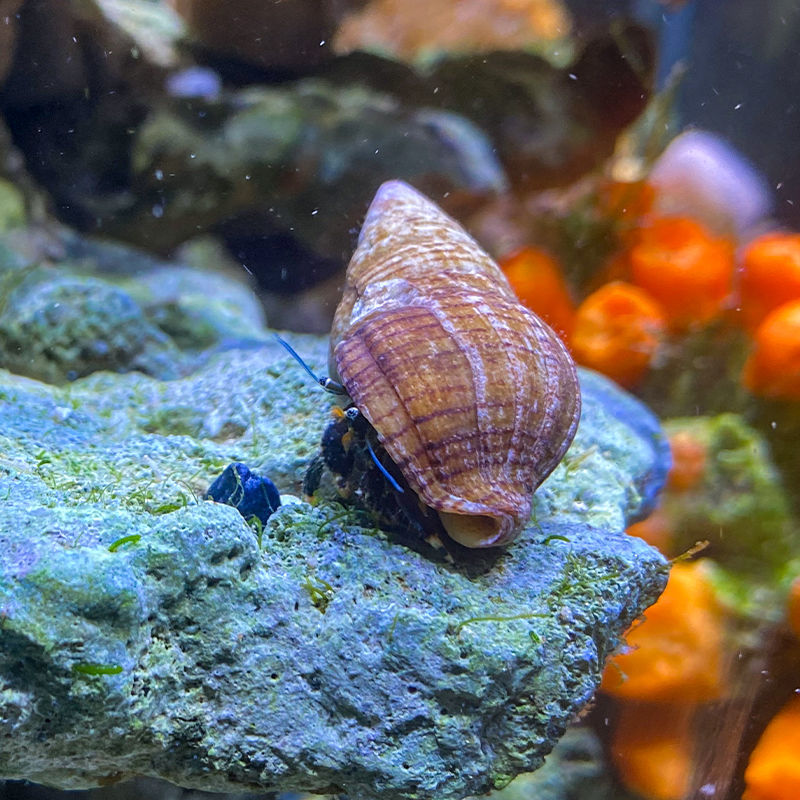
left=0, top=0, right=656, bottom=333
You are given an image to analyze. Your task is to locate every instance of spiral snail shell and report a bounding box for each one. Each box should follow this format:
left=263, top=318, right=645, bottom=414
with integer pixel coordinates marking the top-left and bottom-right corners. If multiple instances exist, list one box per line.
left=329, top=180, right=580, bottom=548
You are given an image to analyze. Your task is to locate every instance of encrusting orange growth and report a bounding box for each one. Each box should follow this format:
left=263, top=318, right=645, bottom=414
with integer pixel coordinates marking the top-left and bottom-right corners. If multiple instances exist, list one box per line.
left=743, top=694, right=800, bottom=800
left=500, top=247, right=575, bottom=341
left=739, top=232, right=800, bottom=330
left=571, top=281, right=666, bottom=387
left=629, top=216, right=735, bottom=331
left=610, top=701, right=693, bottom=800
left=788, top=576, right=800, bottom=638
left=601, top=561, right=726, bottom=703
left=667, top=430, right=708, bottom=491
left=741, top=299, right=800, bottom=400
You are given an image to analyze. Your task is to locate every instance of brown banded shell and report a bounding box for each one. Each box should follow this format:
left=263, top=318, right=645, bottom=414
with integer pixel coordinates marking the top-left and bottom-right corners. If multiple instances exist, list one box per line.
left=329, top=180, right=580, bottom=548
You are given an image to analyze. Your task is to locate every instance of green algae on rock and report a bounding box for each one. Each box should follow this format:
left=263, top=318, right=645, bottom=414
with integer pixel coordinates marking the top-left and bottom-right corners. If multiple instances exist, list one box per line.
left=0, top=317, right=668, bottom=799
left=0, top=232, right=268, bottom=384
left=0, top=269, right=181, bottom=384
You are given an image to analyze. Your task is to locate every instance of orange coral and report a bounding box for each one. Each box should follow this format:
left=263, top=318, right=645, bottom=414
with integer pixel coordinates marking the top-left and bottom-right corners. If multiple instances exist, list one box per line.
left=743, top=694, right=800, bottom=800
left=741, top=299, right=800, bottom=400
left=571, top=281, right=666, bottom=387
left=500, top=247, right=575, bottom=341
left=601, top=561, right=727, bottom=703
left=667, top=430, right=708, bottom=492
left=610, top=701, right=693, bottom=800
left=739, top=232, right=800, bottom=331
left=629, top=216, right=735, bottom=331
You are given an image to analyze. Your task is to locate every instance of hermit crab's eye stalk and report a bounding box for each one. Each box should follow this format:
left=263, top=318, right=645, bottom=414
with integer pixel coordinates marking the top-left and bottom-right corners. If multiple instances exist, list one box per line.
left=274, top=333, right=347, bottom=395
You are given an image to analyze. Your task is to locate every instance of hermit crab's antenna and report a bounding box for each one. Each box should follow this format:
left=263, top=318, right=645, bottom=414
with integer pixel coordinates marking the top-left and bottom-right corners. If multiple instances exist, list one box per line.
left=274, top=334, right=347, bottom=395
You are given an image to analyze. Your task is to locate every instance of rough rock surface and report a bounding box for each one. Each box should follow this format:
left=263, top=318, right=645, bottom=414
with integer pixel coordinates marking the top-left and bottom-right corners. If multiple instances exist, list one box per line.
left=0, top=300, right=668, bottom=800
left=0, top=725, right=613, bottom=800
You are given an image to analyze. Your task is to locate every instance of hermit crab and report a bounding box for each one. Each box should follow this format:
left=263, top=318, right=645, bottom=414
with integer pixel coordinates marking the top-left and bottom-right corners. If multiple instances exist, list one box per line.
left=294, top=180, right=580, bottom=549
